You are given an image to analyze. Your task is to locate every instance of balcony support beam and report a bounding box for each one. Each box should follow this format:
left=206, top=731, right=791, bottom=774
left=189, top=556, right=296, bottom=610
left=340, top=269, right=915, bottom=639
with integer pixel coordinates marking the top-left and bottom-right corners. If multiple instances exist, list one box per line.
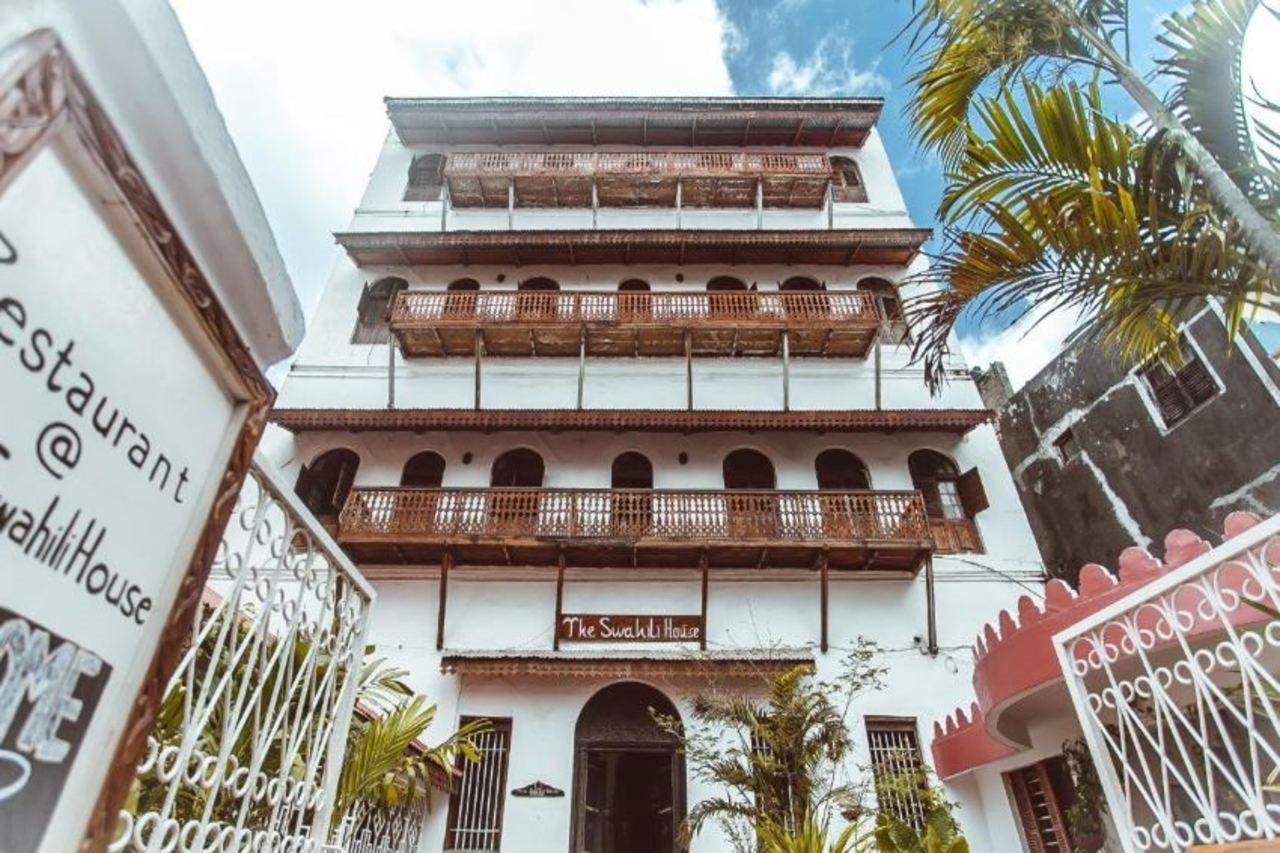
left=553, top=550, right=566, bottom=651
left=699, top=551, right=709, bottom=652
left=684, top=331, right=693, bottom=411
left=577, top=328, right=586, bottom=410
left=819, top=552, right=829, bottom=653
left=874, top=342, right=882, bottom=411
left=675, top=179, right=682, bottom=229
left=756, top=178, right=764, bottom=229
left=591, top=181, right=598, bottom=230
left=507, top=178, right=515, bottom=230
left=436, top=550, right=452, bottom=651
left=925, top=555, right=938, bottom=656
left=387, top=338, right=396, bottom=410
left=782, top=330, right=791, bottom=412
left=474, top=330, right=483, bottom=410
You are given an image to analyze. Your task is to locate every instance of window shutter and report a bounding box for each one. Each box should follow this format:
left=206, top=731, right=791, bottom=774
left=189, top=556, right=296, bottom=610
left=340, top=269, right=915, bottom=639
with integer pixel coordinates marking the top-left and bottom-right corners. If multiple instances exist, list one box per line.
left=956, top=467, right=988, bottom=517
left=1176, top=357, right=1217, bottom=407
left=294, top=463, right=317, bottom=512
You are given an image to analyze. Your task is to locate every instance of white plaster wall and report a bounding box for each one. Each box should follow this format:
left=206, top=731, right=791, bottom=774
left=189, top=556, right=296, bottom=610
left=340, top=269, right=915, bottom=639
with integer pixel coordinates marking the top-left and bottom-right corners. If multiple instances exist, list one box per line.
left=267, top=118, right=1046, bottom=851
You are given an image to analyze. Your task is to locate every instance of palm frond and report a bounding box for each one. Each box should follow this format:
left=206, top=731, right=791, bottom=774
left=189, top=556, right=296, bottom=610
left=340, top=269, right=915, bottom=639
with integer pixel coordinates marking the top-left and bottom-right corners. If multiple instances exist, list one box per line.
left=1157, top=0, right=1280, bottom=217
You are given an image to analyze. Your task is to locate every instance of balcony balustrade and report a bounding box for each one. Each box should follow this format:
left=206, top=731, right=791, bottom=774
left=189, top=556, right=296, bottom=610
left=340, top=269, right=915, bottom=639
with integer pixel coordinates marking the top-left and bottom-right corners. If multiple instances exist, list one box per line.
left=444, top=150, right=834, bottom=209
left=390, top=289, right=881, bottom=358
left=338, top=487, right=935, bottom=571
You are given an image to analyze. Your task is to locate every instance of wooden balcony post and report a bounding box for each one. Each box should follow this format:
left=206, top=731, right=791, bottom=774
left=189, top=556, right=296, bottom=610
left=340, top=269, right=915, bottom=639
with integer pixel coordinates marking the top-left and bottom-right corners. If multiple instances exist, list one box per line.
left=826, top=180, right=834, bottom=230
left=474, top=329, right=483, bottom=410
left=925, top=555, right=938, bottom=656
left=756, top=178, right=764, bottom=229
left=684, top=330, right=693, bottom=411
left=874, top=341, right=882, bottom=410
left=699, top=551, right=709, bottom=651
left=675, top=178, right=682, bottom=229
left=440, top=180, right=449, bottom=232
left=819, top=552, right=829, bottom=653
left=507, top=178, right=515, bottom=230
left=387, top=337, right=396, bottom=410
left=577, top=327, right=586, bottom=410
left=553, top=550, right=566, bottom=651
left=782, top=329, right=791, bottom=412
left=436, top=549, right=452, bottom=651
left=591, top=181, right=598, bottom=230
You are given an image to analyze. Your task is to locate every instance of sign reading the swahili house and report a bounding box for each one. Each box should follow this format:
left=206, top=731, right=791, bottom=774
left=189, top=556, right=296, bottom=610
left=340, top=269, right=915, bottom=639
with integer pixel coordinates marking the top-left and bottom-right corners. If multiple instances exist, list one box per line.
left=558, top=613, right=703, bottom=643
left=0, top=31, right=272, bottom=851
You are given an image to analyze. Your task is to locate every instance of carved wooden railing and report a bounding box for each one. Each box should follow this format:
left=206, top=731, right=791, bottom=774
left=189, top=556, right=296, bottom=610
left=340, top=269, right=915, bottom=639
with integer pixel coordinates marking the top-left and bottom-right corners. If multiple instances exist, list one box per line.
left=339, top=487, right=931, bottom=546
left=928, top=518, right=983, bottom=554
left=445, top=150, right=834, bottom=179
left=392, top=290, right=880, bottom=328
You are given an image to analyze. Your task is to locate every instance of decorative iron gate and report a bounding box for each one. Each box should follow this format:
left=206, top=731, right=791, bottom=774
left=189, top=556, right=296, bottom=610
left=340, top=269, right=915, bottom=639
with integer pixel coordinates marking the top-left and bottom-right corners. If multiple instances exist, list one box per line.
left=1055, top=514, right=1280, bottom=851
left=109, top=456, right=375, bottom=851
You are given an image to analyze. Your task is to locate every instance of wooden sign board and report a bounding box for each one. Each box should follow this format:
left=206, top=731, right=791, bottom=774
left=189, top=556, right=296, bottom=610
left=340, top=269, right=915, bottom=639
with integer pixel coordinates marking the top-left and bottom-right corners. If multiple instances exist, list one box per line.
left=0, top=31, right=272, bottom=851
left=558, top=614, right=703, bottom=643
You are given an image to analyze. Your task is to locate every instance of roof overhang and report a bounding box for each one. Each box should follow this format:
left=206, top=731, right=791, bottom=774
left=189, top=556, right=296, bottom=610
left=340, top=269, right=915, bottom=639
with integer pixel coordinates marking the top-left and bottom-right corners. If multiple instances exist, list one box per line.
left=334, top=228, right=931, bottom=267
left=440, top=649, right=815, bottom=679
left=385, top=97, right=884, bottom=147
left=270, top=408, right=993, bottom=435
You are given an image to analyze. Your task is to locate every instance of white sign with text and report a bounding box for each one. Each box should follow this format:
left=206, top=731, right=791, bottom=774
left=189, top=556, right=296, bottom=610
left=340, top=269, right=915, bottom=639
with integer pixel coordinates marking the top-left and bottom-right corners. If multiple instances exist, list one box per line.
left=0, top=142, right=238, bottom=850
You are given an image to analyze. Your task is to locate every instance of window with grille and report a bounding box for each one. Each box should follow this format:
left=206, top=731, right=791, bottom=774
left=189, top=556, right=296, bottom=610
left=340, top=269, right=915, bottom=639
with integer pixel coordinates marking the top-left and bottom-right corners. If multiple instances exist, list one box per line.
left=866, top=718, right=928, bottom=830
left=445, top=718, right=512, bottom=852
left=1137, top=336, right=1219, bottom=428
left=1053, top=429, right=1080, bottom=463
left=1006, top=758, right=1075, bottom=853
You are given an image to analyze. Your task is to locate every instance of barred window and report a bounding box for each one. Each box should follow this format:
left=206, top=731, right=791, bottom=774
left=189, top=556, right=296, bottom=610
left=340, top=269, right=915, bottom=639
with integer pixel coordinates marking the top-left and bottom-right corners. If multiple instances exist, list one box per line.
left=866, top=717, right=928, bottom=830
left=1138, top=336, right=1219, bottom=428
left=445, top=718, right=512, bottom=852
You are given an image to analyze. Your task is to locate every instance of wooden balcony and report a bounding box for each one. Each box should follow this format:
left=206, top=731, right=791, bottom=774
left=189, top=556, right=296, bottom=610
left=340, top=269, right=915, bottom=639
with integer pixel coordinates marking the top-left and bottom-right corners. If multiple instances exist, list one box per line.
left=338, top=487, right=933, bottom=571
left=390, top=290, right=881, bottom=358
left=444, top=151, right=835, bottom=209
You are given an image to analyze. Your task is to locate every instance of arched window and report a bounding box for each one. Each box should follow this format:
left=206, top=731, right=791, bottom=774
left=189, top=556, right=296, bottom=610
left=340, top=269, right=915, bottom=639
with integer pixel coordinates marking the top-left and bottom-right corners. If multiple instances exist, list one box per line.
left=295, top=449, right=359, bottom=520
left=445, top=277, right=480, bottom=317
left=517, top=277, right=560, bottom=320
left=815, top=449, right=871, bottom=490
left=723, top=449, right=776, bottom=489
left=352, top=277, right=407, bottom=344
left=571, top=683, right=684, bottom=853
left=401, top=451, right=446, bottom=487
left=908, top=450, right=965, bottom=520
left=858, top=277, right=909, bottom=343
left=405, top=153, right=446, bottom=201
left=829, top=156, right=867, bottom=203
left=491, top=448, right=545, bottom=487
left=707, top=276, right=749, bottom=319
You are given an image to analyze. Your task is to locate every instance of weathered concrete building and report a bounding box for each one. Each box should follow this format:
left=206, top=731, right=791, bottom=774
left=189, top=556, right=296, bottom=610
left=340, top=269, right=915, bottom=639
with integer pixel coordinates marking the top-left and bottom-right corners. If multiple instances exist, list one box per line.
left=980, top=308, right=1280, bottom=581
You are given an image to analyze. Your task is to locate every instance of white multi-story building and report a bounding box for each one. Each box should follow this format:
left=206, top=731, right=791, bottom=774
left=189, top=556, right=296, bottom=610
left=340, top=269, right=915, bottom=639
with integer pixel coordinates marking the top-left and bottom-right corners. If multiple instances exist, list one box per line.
left=266, top=97, right=1047, bottom=852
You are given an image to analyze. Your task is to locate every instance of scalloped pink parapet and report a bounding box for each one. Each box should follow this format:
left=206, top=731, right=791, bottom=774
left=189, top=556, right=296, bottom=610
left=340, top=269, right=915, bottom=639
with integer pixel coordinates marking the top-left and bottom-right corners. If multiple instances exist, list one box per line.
left=931, top=511, right=1272, bottom=780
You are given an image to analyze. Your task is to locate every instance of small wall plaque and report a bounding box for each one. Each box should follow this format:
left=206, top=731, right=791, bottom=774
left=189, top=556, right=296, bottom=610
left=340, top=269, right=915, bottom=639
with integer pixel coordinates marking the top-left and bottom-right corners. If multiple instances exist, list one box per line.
left=512, top=780, right=565, bottom=798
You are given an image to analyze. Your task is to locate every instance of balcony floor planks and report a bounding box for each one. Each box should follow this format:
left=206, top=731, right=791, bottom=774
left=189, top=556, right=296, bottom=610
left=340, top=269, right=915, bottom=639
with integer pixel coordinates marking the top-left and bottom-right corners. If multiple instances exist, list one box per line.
left=337, top=537, right=929, bottom=574
left=396, top=323, right=878, bottom=358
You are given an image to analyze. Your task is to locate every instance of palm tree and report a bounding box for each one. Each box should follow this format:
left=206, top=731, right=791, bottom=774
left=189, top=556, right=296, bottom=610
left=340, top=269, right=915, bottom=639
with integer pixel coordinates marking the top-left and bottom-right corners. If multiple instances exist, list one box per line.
left=909, top=0, right=1279, bottom=263
left=904, top=0, right=1280, bottom=385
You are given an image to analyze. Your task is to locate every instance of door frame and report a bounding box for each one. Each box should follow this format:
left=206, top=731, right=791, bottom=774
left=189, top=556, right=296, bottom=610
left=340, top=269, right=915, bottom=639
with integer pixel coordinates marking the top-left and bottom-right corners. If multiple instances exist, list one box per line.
left=569, top=740, right=687, bottom=853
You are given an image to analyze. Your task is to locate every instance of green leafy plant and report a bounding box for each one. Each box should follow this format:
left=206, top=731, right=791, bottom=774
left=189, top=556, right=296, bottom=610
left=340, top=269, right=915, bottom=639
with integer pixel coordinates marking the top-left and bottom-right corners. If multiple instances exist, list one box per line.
left=654, top=640, right=887, bottom=853
left=870, top=757, right=970, bottom=853
left=1061, top=736, right=1108, bottom=852
left=756, top=810, right=875, bottom=853
left=902, top=0, right=1280, bottom=389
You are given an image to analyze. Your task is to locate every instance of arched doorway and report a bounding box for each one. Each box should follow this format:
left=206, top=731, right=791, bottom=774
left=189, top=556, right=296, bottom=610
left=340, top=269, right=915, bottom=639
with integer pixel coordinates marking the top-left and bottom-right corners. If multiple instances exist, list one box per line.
left=779, top=276, right=828, bottom=317
left=294, top=448, right=359, bottom=522
left=401, top=450, right=446, bottom=487
left=908, top=449, right=963, bottom=521
left=722, top=448, right=777, bottom=539
left=517, top=276, right=560, bottom=321
left=445, top=277, right=480, bottom=318
left=815, top=448, right=872, bottom=538
left=706, top=275, right=749, bottom=319
left=571, top=682, right=685, bottom=853
left=490, top=448, right=545, bottom=534
left=857, top=277, right=908, bottom=343
left=610, top=451, right=653, bottom=536
left=617, top=278, right=652, bottom=321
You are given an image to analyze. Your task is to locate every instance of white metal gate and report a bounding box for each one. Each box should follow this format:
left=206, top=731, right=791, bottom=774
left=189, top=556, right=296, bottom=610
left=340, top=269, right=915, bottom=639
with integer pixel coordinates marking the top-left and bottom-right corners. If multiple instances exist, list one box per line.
left=1055, top=514, right=1280, bottom=851
left=110, top=455, right=375, bottom=851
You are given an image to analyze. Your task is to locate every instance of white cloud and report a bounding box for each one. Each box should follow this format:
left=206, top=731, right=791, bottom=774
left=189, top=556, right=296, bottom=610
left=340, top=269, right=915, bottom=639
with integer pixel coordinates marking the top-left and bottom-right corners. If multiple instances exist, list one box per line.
left=959, top=304, right=1087, bottom=391
left=766, top=36, right=888, bottom=97
left=170, top=0, right=735, bottom=322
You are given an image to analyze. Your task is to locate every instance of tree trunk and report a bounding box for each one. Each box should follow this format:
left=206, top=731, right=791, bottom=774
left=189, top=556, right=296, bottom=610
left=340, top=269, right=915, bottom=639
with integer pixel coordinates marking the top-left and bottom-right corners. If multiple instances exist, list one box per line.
left=1072, top=10, right=1280, bottom=276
